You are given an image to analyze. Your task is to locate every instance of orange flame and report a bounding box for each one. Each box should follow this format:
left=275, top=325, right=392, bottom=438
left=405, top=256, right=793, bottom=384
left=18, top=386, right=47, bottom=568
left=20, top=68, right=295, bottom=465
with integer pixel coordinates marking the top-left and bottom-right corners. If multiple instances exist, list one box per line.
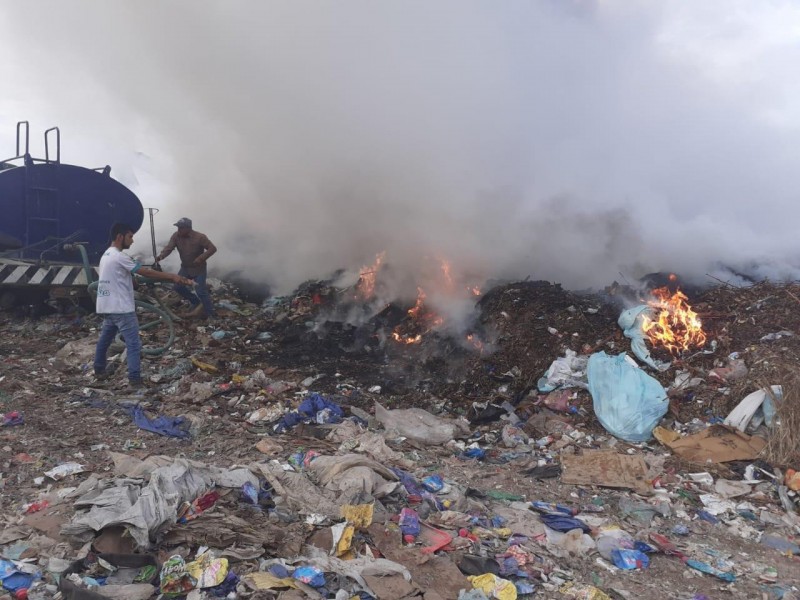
left=355, top=252, right=385, bottom=301
left=641, top=287, right=706, bottom=355
left=440, top=259, right=455, bottom=290
left=391, top=286, right=444, bottom=344
left=392, top=332, right=423, bottom=345
left=466, top=333, right=484, bottom=353
left=468, top=286, right=481, bottom=296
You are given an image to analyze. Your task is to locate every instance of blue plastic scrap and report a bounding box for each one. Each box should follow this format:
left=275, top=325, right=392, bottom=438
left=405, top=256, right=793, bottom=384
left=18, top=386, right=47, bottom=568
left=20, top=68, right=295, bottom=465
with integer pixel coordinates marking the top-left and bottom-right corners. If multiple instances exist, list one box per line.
left=696, top=510, right=720, bottom=525
left=686, top=559, right=736, bottom=582
left=514, top=581, right=536, bottom=595
left=587, top=351, right=668, bottom=443
left=459, top=448, right=486, bottom=460
left=538, top=513, right=591, bottom=533
left=241, top=482, right=259, bottom=505
left=0, top=559, right=37, bottom=592
left=530, top=501, right=576, bottom=516
left=210, top=571, right=239, bottom=597
left=128, top=405, right=190, bottom=439
left=292, top=566, right=325, bottom=588
left=611, top=549, right=650, bottom=570
left=269, top=564, right=290, bottom=579
left=274, top=393, right=343, bottom=433
left=422, top=475, right=444, bottom=492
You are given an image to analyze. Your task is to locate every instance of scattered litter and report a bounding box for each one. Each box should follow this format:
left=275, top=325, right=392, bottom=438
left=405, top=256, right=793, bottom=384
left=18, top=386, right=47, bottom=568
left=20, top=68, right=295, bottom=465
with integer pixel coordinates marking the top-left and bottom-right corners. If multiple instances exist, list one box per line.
left=1, top=411, right=24, bottom=427
left=3, top=267, right=800, bottom=599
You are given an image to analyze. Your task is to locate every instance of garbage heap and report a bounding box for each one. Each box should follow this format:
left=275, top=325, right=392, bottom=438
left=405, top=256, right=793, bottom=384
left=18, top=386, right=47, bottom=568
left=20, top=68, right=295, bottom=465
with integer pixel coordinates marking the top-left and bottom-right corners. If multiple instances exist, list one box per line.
left=0, top=276, right=799, bottom=599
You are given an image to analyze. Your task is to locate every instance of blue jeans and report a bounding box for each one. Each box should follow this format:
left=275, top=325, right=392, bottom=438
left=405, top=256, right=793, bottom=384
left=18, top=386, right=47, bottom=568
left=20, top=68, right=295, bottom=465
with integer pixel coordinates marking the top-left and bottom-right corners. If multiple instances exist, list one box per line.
left=175, top=269, right=215, bottom=316
left=94, top=312, right=142, bottom=382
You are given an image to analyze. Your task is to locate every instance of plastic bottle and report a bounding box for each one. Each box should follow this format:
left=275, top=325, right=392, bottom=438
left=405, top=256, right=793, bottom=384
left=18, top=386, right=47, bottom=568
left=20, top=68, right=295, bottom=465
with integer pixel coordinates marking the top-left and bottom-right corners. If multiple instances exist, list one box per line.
left=399, top=508, right=420, bottom=544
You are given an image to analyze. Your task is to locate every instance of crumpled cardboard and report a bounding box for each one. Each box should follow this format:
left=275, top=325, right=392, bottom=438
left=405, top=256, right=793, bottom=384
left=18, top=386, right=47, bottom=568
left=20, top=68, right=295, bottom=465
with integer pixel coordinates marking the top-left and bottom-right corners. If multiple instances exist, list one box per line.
left=657, top=424, right=766, bottom=463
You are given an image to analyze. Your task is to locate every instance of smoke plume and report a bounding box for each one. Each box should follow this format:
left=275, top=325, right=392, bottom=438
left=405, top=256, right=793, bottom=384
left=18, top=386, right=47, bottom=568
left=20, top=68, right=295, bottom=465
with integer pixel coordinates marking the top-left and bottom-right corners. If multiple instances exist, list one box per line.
left=2, top=1, right=800, bottom=297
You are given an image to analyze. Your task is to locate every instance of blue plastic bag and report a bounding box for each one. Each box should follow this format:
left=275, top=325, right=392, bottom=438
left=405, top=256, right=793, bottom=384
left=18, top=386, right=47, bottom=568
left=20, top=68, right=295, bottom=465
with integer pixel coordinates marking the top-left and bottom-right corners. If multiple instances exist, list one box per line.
left=275, top=393, right=343, bottom=432
left=530, top=501, right=576, bottom=516
left=0, top=559, right=36, bottom=593
left=539, top=513, right=591, bottom=533
left=292, top=565, right=325, bottom=588
left=611, top=549, right=650, bottom=570
left=587, top=352, right=668, bottom=442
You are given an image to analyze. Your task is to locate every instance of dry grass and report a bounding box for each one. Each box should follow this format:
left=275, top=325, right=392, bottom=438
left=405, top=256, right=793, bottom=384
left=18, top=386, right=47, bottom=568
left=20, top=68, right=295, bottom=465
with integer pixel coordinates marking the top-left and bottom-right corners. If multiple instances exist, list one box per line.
left=762, top=371, right=800, bottom=468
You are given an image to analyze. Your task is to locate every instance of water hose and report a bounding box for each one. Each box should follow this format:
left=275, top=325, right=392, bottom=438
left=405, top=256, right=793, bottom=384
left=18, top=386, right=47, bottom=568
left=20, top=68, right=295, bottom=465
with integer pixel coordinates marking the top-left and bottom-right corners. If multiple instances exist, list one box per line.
left=87, top=278, right=176, bottom=356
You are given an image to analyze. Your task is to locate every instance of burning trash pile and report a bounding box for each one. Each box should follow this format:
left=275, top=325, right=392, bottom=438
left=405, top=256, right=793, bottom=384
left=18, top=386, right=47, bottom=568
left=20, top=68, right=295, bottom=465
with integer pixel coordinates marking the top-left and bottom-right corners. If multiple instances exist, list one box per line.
left=1, top=264, right=800, bottom=599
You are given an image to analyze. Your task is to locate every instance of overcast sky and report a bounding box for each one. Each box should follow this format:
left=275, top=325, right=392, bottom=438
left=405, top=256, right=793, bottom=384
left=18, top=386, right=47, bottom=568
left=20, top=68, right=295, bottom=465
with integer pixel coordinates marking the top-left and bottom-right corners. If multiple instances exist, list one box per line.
left=1, top=1, right=799, bottom=294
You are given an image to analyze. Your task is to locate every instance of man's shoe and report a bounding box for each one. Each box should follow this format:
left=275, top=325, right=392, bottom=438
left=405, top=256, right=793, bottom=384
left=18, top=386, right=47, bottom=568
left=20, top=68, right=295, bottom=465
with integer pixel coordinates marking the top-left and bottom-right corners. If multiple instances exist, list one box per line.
left=94, top=371, right=111, bottom=382
left=128, top=379, right=145, bottom=390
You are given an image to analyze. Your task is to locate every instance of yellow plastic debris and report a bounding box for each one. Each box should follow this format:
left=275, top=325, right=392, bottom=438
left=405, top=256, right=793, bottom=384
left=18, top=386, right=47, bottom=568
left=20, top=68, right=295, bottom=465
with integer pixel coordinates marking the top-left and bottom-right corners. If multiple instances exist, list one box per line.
left=185, top=554, right=228, bottom=588
left=492, top=527, right=512, bottom=539
left=331, top=523, right=356, bottom=560
left=244, top=572, right=298, bottom=590
left=468, top=574, right=517, bottom=600
left=232, top=373, right=247, bottom=384
left=559, top=582, right=612, bottom=600
left=191, top=356, right=219, bottom=374
left=190, top=357, right=219, bottom=374
left=341, top=503, right=374, bottom=528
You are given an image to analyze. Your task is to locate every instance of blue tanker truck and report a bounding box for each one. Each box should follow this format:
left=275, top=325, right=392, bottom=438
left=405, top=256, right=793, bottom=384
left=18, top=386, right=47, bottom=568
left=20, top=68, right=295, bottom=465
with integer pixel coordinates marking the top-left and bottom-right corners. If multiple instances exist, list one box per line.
left=0, top=121, right=145, bottom=309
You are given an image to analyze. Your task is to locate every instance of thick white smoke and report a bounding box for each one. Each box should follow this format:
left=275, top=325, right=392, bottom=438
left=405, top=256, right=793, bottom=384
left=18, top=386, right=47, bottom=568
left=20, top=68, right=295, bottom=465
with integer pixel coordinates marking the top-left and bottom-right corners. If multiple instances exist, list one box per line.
left=1, top=1, right=800, bottom=297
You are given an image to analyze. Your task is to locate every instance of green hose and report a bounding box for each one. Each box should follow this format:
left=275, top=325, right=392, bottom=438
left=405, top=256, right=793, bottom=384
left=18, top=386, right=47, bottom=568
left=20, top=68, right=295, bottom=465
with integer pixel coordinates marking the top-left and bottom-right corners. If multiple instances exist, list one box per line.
left=87, top=278, right=176, bottom=356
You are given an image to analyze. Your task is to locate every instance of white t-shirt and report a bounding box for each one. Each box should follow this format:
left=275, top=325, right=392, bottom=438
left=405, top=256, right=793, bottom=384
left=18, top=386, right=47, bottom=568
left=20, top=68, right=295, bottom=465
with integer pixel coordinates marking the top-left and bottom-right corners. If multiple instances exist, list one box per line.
left=96, top=247, right=141, bottom=314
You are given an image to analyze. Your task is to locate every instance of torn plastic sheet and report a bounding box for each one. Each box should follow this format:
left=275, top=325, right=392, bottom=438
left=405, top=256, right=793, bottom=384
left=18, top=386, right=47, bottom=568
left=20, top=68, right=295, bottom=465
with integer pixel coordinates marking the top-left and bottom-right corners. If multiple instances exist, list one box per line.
left=375, top=402, right=471, bottom=445
left=128, top=405, right=190, bottom=439
left=62, top=456, right=257, bottom=549
left=256, top=462, right=341, bottom=518
left=306, top=454, right=399, bottom=501
left=537, top=350, right=589, bottom=392
left=618, top=306, right=670, bottom=371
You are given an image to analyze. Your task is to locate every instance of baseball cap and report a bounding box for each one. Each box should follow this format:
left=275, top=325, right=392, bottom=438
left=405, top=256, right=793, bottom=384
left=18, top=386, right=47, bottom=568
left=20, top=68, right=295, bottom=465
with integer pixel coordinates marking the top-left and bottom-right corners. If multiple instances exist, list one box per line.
left=174, top=217, right=193, bottom=229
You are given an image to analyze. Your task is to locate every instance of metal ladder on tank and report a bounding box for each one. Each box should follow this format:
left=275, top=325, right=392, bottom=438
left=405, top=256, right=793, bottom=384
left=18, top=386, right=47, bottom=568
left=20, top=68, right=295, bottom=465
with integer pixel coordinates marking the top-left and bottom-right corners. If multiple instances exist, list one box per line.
left=20, top=123, right=62, bottom=261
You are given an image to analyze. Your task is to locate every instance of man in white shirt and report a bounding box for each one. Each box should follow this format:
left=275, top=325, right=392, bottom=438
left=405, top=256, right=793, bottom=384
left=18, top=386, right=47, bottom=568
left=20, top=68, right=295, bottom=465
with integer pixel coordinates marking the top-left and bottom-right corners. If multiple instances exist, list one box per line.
left=94, top=223, right=192, bottom=389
